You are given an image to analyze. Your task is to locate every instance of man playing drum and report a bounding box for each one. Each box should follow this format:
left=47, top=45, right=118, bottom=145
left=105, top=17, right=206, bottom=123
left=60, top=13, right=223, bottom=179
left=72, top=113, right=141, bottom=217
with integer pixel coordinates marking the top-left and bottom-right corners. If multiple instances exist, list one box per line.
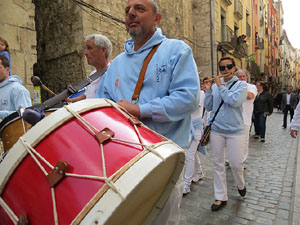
left=0, top=55, right=32, bottom=120
left=97, top=0, right=200, bottom=224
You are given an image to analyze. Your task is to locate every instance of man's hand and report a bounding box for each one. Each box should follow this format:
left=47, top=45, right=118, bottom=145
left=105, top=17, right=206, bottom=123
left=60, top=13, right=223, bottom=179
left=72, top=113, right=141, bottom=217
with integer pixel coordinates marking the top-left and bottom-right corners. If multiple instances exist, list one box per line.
left=117, top=100, right=140, bottom=118
left=290, top=129, right=298, bottom=138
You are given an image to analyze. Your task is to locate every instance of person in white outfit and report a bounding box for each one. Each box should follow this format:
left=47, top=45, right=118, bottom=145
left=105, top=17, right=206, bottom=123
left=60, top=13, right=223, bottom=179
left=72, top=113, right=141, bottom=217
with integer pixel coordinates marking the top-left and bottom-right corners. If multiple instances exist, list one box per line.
left=183, top=87, right=205, bottom=194
left=202, top=77, right=212, bottom=127
left=235, top=69, right=257, bottom=163
left=204, top=57, right=247, bottom=211
left=68, top=34, right=112, bottom=102
left=290, top=102, right=300, bottom=138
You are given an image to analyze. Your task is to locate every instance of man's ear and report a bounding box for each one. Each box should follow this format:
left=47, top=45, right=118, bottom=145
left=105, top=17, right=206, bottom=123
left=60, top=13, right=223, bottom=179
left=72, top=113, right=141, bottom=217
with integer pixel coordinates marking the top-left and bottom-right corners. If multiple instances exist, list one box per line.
left=154, top=13, right=162, bottom=26
left=102, top=47, right=107, bottom=56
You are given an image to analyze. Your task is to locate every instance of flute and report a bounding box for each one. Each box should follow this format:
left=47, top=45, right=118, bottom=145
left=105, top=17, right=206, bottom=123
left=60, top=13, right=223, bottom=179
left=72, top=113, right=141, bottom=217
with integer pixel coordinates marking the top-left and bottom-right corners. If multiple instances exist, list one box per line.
left=208, top=72, right=232, bottom=81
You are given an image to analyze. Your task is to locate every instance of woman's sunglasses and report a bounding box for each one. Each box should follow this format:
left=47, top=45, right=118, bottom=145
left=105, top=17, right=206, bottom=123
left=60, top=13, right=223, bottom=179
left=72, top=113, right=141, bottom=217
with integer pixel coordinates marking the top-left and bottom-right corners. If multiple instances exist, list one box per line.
left=219, top=64, right=234, bottom=71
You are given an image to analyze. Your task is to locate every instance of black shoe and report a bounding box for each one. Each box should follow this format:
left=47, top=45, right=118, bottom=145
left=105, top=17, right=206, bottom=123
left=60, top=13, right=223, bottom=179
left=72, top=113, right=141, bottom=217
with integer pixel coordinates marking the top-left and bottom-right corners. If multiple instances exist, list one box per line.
left=238, top=186, right=246, bottom=197
left=260, top=138, right=265, bottom=142
left=254, top=135, right=259, bottom=139
left=211, top=200, right=227, bottom=211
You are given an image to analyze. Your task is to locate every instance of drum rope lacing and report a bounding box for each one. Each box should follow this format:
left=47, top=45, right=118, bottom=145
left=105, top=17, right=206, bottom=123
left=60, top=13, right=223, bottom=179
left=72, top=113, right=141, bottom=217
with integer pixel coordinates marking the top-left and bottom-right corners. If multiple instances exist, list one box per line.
left=102, top=100, right=168, bottom=161
left=1, top=103, right=172, bottom=225
left=0, top=197, right=19, bottom=225
left=63, top=104, right=167, bottom=161
left=17, top=136, right=128, bottom=225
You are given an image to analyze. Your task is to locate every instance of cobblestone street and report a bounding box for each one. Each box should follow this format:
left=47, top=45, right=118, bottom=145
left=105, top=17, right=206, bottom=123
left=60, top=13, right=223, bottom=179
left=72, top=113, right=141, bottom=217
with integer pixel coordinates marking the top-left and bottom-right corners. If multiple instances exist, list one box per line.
left=180, top=111, right=300, bottom=225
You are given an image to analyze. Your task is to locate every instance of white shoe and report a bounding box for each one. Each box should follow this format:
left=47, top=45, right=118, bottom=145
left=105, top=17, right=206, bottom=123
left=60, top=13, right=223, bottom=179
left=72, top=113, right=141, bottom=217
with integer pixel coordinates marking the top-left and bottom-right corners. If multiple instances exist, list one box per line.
left=183, top=186, right=190, bottom=195
left=192, top=173, right=204, bottom=182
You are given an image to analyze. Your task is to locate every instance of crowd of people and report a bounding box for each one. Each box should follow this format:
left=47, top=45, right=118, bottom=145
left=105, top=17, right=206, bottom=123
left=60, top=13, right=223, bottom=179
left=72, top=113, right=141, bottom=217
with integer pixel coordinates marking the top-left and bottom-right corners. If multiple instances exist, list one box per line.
left=2, top=0, right=300, bottom=224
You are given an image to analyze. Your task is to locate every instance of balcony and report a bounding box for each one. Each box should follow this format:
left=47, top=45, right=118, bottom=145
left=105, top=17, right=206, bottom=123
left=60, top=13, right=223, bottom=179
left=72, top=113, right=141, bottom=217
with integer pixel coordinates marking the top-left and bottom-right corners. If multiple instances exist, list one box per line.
left=222, top=0, right=232, bottom=6
left=259, top=38, right=264, bottom=49
left=232, top=36, right=248, bottom=58
left=234, top=0, right=243, bottom=20
left=246, top=23, right=251, bottom=37
left=255, top=36, right=259, bottom=49
left=264, top=64, right=269, bottom=74
left=260, top=17, right=264, bottom=27
left=250, top=61, right=259, bottom=75
left=219, top=25, right=236, bottom=51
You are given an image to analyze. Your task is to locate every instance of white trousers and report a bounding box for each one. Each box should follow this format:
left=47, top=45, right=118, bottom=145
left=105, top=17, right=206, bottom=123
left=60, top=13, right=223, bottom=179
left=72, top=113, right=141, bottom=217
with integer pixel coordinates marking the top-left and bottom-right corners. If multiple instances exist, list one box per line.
left=151, top=170, right=184, bottom=225
left=210, top=132, right=245, bottom=201
left=184, top=130, right=203, bottom=187
left=242, top=125, right=250, bottom=163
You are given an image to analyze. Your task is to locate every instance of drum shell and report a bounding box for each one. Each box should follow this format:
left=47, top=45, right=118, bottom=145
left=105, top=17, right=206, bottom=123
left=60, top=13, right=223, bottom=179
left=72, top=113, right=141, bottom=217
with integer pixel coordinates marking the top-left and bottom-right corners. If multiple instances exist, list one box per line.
left=0, top=111, right=53, bottom=152
left=0, top=99, right=185, bottom=225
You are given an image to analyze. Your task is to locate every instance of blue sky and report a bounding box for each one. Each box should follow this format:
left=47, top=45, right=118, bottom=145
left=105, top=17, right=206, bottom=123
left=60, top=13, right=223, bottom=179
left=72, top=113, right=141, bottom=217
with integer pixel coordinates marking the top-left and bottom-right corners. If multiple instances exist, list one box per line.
left=281, top=0, right=300, bottom=49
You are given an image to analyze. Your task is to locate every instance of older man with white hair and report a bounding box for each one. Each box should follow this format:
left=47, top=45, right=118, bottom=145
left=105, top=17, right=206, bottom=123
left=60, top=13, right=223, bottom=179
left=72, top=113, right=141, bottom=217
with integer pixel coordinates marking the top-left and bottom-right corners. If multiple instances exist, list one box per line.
left=68, top=34, right=112, bottom=102
left=235, top=68, right=257, bottom=163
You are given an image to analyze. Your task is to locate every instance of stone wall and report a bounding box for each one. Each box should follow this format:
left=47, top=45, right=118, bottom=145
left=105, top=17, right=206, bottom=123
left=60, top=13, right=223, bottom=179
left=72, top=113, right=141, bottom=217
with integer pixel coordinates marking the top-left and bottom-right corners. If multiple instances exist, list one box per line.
left=0, top=0, right=205, bottom=101
left=34, top=0, right=85, bottom=99
left=192, top=0, right=215, bottom=78
left=33, top=0, right=201, bottom=100
left=0, top=0, right=36, bottom=99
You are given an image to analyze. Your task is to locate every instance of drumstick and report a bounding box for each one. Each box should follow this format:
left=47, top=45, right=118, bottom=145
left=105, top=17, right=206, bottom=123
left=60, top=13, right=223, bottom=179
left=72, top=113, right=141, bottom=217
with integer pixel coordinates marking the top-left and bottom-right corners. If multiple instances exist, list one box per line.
left=31, top=76, right=56, bottom=96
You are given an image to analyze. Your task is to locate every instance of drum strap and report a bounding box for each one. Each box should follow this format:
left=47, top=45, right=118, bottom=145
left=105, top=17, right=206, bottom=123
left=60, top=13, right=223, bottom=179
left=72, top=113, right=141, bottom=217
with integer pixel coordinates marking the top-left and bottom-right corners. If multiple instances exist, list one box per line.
left=41, top=66, right=108, bottom=110
left=131, top=44, right=161, bottom=102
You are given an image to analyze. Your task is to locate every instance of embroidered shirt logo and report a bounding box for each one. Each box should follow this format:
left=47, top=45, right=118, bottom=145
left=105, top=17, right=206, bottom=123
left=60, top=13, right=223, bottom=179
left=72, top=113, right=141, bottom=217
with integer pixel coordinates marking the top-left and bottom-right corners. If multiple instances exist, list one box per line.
left=0, top=100, right=8, bottom=109
left=115, top=76, right=119, bottom=88
left=156, top=65, right=167, bottom=82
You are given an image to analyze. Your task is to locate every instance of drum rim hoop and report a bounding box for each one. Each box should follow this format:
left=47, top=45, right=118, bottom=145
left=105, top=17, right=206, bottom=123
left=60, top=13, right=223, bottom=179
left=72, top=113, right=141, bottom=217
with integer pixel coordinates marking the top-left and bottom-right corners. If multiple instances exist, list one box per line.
left=0, top=112, right=20, bottom=135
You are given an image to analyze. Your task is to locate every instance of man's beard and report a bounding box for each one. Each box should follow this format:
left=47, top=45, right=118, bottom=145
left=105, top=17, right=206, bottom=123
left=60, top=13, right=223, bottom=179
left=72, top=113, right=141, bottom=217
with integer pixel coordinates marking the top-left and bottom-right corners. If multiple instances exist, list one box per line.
left=128, top=27, right=143, bottom=38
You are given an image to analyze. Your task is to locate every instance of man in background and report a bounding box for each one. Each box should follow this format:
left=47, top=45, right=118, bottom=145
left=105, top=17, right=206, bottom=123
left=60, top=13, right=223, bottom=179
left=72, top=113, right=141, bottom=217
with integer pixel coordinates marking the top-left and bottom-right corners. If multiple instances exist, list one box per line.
left=281, top=86, right=298, bottom=129
left=236, top=68, right=257, bottom=164
left=0, top=55, right=32, bottom=119
left=68, top=34, right=112, bottom=102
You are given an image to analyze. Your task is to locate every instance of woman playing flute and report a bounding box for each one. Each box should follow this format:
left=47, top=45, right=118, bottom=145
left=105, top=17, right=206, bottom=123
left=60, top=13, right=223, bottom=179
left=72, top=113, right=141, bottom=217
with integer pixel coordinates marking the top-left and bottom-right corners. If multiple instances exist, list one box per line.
left=204, top=57, right=248, bottom=211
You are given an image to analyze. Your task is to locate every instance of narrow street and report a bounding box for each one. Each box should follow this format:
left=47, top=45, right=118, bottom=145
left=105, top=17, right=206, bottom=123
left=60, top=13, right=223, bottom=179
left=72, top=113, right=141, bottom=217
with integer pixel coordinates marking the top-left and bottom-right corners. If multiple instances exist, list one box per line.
left=180, top=111, right=300, bottom=225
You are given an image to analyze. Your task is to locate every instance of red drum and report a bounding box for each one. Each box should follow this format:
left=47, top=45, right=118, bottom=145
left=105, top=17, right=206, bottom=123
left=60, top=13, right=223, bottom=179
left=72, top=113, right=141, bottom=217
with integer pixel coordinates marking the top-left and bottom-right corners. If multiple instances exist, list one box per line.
left=0, top=109, right=55, bottom=152
left=0, top=99, right=185, bottom=225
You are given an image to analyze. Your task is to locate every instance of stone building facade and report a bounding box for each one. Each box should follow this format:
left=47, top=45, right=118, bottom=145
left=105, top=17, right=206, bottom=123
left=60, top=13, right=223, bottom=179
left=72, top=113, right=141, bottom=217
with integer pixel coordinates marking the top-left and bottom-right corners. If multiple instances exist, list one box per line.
left=1, top=0, right=207, bottom=101
left=0, top=0, right=36, bottom=97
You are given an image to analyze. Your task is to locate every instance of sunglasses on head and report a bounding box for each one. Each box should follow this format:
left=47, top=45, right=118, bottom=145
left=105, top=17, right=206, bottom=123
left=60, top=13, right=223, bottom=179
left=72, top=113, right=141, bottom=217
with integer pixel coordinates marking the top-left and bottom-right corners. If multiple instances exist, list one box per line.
left=219, top=64, right=234, bottom=71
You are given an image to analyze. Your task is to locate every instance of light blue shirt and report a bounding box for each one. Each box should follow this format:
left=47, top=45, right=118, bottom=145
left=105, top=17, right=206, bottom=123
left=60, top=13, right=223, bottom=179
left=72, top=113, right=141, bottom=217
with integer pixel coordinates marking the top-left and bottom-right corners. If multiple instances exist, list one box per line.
left=204, top=76, right=247, bottom=134
left=0, top=75, right=32, bottom=119
left=97, top=28, right=200, bottom=148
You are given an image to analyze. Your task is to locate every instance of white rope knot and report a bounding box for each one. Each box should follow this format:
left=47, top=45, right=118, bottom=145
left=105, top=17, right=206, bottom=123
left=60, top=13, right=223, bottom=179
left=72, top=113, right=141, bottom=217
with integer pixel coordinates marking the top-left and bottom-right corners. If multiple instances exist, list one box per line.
left=104, top=178, right=125, bottom=200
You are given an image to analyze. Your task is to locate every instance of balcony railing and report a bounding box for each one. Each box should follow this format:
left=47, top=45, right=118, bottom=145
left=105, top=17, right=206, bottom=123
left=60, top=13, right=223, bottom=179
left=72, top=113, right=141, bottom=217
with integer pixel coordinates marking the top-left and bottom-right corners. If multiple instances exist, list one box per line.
left=222, top=0, right=232, bottom=6
left=259, top=38, right=264, bottom=49
left=219, top=25, right=237, bottom=51
left=260, top=17, right=264, bottom=26
left=255, top=36, right=259, bottom=49
left=264, top=64, right=269, bottom=74
left=232, top=37, right=247, bottom=58
left=276, top=58, right=281, bottom=66
left=221, top=25, right=233, bottom=42
left=234, top=0, right=243, bottom=20
left=250, top=61, right=259, bottom=75
left=246, top=23, right=251, bottom=37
